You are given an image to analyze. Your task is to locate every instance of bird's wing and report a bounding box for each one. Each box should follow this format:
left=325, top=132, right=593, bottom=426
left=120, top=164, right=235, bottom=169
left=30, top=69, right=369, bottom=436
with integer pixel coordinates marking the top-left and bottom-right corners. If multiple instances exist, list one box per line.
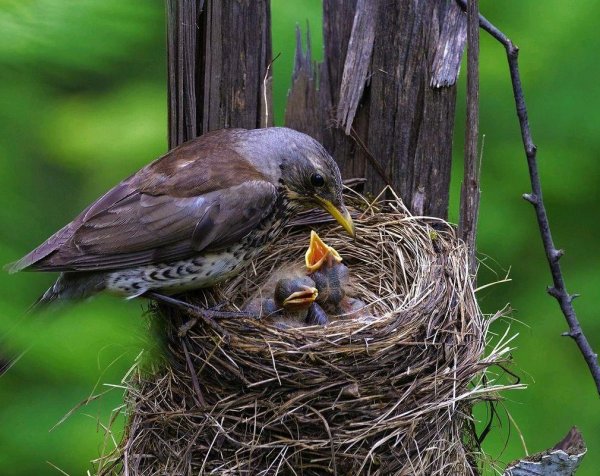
left=6, top=179, right=137, bottom=273
left=12, top=180, right=277, bottom=272
left=8, top=130, right=280, bottom=273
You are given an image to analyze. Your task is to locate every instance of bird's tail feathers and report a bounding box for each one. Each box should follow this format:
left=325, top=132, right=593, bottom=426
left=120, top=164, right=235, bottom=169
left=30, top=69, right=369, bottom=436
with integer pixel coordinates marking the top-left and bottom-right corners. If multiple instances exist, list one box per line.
left=28, top=284, right=61, bottom=314
left=28, top=273, right=106, bottom=314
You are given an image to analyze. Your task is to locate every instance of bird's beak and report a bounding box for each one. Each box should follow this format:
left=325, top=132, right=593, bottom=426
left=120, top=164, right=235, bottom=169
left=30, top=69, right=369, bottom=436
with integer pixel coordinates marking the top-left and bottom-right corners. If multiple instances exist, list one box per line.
left=314, top=197, right=355, bottom=238
left=282, top=285, right=319, bottom=309
left=305, top=230, right=342, bottom=272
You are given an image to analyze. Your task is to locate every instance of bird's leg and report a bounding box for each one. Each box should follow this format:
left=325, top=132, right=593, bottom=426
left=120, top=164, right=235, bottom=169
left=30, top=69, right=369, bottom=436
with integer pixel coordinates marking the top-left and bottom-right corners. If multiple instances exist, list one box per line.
left=145, top=292, right=249, bottom=338
left=145, top=292, right=219, bottom=337
left=208, top=301, right=227, bottom=311
left=177, top=317, right=201, bottom=337
left=146, top=292, right=250, bottom=318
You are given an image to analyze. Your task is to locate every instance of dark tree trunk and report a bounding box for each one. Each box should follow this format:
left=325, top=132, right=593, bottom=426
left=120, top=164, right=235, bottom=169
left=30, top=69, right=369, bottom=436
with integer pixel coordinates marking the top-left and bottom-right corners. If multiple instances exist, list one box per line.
left=286, top=0, right=466, bottom=219
left=166, top=0, right=272, bottom=149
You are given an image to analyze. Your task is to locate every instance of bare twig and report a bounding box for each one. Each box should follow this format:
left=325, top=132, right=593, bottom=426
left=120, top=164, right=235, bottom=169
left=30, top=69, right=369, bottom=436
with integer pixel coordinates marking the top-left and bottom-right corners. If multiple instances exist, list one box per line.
left=456, top=0, right=600, bottom=394
left=261, top=52, right=281, bottom=128
left=180, top=338, right=206, bottom=407
left=458, top=0, right=481, bottom=275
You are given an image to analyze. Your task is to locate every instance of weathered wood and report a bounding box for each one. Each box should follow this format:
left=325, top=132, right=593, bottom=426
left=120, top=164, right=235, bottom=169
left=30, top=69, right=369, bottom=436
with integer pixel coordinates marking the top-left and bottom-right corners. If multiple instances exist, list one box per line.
left=431, top=3, right=467, bottom=88
left=336, top=0, right=379, bottom=134
left=284, top=27, right=329, bottom=145
left=199, top=0, right=272, bottom=134
left=166, top=0, right=272, bottom=148
left=285, top=0, right=465, bottom=219
left=458, top=0, right=481, bottom=273
left=504, top=427, right=587, bottom=476
left=313, top=0, right=368, bottom=183
left=166, top=0, right=203, bottom=149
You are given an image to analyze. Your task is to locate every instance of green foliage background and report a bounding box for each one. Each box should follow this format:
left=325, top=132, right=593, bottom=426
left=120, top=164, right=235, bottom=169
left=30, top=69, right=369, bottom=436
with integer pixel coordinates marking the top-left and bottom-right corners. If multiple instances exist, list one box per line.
left=0, top=1, right=598, bottom=474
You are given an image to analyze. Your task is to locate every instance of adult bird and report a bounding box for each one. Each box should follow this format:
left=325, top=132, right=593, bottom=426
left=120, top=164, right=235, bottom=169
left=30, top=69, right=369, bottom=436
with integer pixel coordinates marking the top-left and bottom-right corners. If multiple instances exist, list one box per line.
left=7, top=127, right=355, bottom=309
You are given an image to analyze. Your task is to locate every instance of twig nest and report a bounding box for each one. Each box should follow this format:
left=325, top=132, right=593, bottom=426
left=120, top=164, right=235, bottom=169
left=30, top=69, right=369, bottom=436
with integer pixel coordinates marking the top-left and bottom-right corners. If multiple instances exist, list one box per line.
left=111, top=195, right=502, bottom=476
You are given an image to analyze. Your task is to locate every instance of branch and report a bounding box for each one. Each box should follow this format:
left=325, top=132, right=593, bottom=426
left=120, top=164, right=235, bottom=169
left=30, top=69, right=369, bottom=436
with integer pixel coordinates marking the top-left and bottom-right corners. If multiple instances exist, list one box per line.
left=455, top=0, right=600, bottom=395
left=458, top=0, right=481, bottom=275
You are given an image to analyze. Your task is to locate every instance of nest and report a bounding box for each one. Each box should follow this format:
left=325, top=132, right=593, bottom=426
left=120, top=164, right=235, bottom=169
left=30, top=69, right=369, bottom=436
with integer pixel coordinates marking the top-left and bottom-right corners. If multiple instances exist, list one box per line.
left=99, top=193, right=510, bottom=475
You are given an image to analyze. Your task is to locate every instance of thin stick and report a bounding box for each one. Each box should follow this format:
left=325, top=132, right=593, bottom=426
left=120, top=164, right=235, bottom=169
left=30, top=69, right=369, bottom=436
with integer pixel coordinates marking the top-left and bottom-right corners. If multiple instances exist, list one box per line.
left=262, top=52, right=281, bottom=128
left=180, top=338, right=206, bottom=407
left=458, top=0, right=481, bottom=275
left=455, top=0, right=600, bottom=395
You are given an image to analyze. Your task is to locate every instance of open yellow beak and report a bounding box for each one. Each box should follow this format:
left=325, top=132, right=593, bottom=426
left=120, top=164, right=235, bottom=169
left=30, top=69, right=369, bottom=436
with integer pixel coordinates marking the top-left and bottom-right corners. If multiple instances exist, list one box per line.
left=305, top=230, right=343, bottom=272
left=314, top=197, right=355, bottom=238
left=282, top=285, right=319, bottom=309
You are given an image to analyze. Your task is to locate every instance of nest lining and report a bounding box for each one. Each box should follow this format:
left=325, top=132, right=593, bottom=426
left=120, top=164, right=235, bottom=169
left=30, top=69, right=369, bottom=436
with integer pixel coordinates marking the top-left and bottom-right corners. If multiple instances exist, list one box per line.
left=100, top=194, right=509, bottom=476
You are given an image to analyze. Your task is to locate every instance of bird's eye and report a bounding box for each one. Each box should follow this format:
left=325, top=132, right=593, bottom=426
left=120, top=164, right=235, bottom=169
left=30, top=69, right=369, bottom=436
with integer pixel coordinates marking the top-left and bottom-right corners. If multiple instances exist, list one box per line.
left=311, top=173, right=325, bottom=187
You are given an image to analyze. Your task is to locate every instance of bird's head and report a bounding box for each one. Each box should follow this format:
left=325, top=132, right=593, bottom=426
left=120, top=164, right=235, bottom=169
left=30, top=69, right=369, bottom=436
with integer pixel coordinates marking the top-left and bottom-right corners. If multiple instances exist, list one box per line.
left=270, top=129, right=355, bottom=238
left=274, top=276, right=319, bottom=312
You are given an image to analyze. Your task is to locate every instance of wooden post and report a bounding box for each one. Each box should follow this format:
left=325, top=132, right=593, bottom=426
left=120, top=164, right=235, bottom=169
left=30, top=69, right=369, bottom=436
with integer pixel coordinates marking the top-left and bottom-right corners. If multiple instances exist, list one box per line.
left=459, top=0, right=481, bottom=273
left=286, top=0, right=467, bottom=219
left=166, top=0, right=272, bottom=149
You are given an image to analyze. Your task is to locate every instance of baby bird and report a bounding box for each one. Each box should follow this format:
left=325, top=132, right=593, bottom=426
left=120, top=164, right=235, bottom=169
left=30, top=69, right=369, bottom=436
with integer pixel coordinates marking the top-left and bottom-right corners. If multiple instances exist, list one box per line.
left=243, top=268, right=327, bottom=327
left=273, top=275, right=326, bottom=327
left=305, top=231, right=349, bottom=313
left=337, top=296, right=368, bottom=318
left=305, top=301, right=329, bottom=325
left=243, top=296, right=279, bottom=318
left=304, top=231, right=367, bottom=318
left=273, top=276, right=319, bottom=314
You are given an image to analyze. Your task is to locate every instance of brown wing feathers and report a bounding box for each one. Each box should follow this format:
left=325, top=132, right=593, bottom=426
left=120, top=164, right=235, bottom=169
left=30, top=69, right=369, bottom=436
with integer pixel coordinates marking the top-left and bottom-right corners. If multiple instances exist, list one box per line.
left=8, top=131, right=277, bottom=273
